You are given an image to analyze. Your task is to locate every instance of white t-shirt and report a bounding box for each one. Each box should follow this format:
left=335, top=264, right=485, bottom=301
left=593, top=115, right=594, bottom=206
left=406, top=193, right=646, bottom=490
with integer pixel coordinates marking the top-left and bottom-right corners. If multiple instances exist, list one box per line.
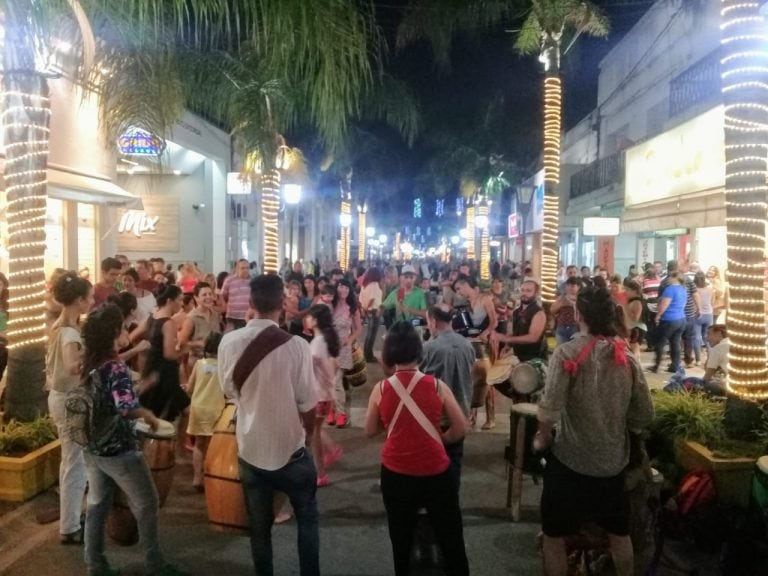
left=46, top=326, right=82, bottom=393
left=706, top=338, right=729, bottom=374
left=360, top=282, right=383, bottom=311
left=218, top=319, right=317, bottom=471
left=310, top=334, right=335, bottom=402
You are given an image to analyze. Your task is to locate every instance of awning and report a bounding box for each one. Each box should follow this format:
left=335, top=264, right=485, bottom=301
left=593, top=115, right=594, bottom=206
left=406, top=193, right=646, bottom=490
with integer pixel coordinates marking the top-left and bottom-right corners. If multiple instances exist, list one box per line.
left=621, top=189, right=725, bottom=233
left=47, top=164, right=142, bottom=209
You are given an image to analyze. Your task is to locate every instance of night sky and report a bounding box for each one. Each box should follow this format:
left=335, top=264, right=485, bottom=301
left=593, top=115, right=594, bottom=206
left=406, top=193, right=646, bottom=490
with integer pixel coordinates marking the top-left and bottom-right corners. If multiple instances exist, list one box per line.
left=306, top=1, right=653, bottom=233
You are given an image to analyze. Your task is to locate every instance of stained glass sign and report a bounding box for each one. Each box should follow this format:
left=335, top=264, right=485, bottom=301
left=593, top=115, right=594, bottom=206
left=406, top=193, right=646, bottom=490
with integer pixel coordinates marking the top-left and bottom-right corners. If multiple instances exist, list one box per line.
left=117, top=127, right=163, bottom=156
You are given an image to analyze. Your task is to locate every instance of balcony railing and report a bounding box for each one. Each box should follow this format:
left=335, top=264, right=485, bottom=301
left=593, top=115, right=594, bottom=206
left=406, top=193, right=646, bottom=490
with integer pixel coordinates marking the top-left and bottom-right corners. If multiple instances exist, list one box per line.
left=569, top=151, right=625, bottom=199
left=669, top=49, right=721, bottom=118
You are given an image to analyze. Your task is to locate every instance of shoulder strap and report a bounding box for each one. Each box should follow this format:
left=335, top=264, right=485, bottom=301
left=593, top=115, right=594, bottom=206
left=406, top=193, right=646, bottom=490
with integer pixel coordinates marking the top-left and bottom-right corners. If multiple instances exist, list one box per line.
left=386, top=372, right=442, bottom=445
left=233, top=325, right=293, bottom=393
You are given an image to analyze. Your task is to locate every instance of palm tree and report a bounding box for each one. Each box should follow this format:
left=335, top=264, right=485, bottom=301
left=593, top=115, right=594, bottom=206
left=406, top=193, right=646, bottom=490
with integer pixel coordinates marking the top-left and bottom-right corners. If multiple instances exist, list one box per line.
left=719, top=1, right=768, bottom=400
left=398, top=0, right=608, bottom=302
left=1, top=0, right=379, bottom=420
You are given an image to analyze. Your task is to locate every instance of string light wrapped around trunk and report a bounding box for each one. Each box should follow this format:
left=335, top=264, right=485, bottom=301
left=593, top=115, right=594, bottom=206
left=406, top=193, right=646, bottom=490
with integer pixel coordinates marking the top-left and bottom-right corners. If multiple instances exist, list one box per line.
left=2, top=89, right=50, bottom=349
left=478, top=201, right=490, bottom=281
left=339, top=199, right=351, bottom=271
left=540, top=75, right=562, bottom=304
left=466, top=202, right=476, bottom=261
left=720, top=0, right=768, bottom=399
left=394, top=232, right=401, bottom=261
left=260, top=169, right=281, bottom=274
left=357, top=204, right=367, bottom=263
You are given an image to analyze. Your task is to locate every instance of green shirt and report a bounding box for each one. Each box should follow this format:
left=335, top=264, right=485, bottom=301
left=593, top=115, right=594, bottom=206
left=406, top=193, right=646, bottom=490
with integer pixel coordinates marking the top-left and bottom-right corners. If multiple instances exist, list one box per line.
left=382, top=287, right=427, bottom=322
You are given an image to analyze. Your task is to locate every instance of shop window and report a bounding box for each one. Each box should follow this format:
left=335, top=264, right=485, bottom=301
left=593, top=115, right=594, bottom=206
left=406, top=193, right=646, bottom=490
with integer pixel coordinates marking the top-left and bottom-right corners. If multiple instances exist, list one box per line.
left=45, top=198, right=65, bottom=280
left=77, top=203, right=96, bottom=281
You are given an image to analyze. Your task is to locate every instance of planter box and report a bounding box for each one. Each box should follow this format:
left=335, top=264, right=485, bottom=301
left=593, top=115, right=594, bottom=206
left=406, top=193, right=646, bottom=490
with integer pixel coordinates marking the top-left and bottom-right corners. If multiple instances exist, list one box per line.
left=0, top=440, right=61, bottom=502
left=677, top=440, right=756, bottom=508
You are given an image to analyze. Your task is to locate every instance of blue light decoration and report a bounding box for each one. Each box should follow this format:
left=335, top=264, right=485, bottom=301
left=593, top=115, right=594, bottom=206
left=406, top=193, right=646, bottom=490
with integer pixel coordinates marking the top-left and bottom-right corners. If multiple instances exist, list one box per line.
left=415, top=226, right=421, bottom=235
left=435, top=198, right=444, bottom=217
left=117, top=126, right=163, bottom=156
left=455, top=197, right=464, bottom=216
left=426, top=226, right=431, bottom=236
left=413, top=197, right=422, bottom=219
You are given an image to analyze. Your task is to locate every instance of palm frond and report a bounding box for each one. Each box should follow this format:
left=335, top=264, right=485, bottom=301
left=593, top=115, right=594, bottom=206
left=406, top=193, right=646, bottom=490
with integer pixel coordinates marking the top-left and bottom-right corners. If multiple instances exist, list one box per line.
left=358, top=74, right=421, bottom=146
left=566, top=1, right=609, bottom=38
left=513, top=11, right=541, bottom=55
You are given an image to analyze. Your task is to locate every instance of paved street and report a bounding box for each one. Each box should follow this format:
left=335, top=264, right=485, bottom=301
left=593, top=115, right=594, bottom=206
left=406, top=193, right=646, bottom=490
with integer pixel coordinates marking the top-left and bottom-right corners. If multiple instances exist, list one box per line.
left=0, top=350, right=708, bottom=576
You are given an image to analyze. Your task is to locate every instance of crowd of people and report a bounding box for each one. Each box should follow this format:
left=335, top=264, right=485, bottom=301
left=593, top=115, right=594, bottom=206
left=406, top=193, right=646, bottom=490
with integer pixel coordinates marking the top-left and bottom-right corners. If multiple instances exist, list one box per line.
left=34, top=250, right=725, bottom=575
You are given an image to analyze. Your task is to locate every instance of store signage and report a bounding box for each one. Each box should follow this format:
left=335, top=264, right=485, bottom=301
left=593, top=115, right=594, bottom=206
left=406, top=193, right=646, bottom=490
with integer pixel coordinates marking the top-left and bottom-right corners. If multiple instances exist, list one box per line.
left=597, top=237, right=615, bottom=271
left=625, top=106, right=725, bottom=207
left=117, top=196, right=179, bottom=252
left=227, top=172, right=252, bottom=195
left=583, top=217, right=620, bottom=236
left=118, top=211, right=159, bottom=237
left=117, top=127, right=163, bottom=156
left=508, top=214, right=519, bottom=238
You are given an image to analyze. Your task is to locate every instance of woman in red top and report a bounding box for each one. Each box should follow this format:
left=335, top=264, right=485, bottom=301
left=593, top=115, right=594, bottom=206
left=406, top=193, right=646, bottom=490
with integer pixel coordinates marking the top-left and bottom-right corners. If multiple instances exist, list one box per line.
left=365, top=321, right=469, bottom=576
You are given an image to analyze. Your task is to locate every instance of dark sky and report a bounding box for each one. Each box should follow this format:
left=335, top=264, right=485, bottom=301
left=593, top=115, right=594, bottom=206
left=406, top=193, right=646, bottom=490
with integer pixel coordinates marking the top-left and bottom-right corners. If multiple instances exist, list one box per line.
left=312, top=1, right=653, bottom=230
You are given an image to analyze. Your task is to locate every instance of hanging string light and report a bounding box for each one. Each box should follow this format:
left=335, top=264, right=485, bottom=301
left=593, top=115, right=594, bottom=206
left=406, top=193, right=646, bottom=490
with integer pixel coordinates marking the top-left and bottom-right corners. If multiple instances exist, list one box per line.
left=540, top=75, right=562, bottom=304
left=260, top=169, right=281, bottom=274
left=2, top=89, right=51, bottom=349
left=720, top=0, right=768, bottom=398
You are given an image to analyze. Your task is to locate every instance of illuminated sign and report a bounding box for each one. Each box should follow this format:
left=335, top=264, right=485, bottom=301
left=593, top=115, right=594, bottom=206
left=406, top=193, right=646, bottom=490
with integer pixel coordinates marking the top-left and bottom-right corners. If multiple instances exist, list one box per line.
left=625, top=106, right=725, bottom=207
left=117, top=127, right=163, bottom=156
left=227, top=172, right=252, bottom=195
left=119, top=210, right=159, bottom=238
left=583, top=217, right=620, bottom=236
left=508, top=214, right=519, bottom=238
left=116, top=196, right=179, bottom=252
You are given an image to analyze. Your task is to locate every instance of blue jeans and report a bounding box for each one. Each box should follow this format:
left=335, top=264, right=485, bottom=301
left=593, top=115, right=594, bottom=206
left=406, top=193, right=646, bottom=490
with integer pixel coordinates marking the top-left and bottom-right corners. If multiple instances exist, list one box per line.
left=239, top=449, right=319, bottom=576
left=695, top=314, right=713, bottom=362
left=682, top=316, right=697, bottom=364
left=83, top=450, right=163, bottom=575
left=655, top=318, right=686, bottom=372
left=555, top=325, right=579, bottom=346
left=364, top=312, right=380, bottom=361
left=445, top=440, right=465, bottom=493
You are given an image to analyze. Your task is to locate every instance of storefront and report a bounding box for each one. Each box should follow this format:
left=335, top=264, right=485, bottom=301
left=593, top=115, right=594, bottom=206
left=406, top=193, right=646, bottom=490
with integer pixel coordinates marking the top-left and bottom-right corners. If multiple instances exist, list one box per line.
left=1, top=78, right=140, bottom=280
left=623, top=106, right=727, bottom=271
left=107, top=112, right=230, bottom=274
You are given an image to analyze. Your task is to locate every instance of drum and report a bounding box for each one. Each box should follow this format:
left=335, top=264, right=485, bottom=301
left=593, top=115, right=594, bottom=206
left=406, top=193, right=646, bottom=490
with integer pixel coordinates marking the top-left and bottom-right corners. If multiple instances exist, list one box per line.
left=470, top=341, right=491, bottom=408
left=488, top=353, right=517, bottom=399
left=510, top=359, right=546, bottom=395
left=452, top=308, right=473, bottom=337
left=107, top=419, right=177, bottom=546
left=204, top=404, right=248, bottom=533
left=343, top=343, right=368, bottom=388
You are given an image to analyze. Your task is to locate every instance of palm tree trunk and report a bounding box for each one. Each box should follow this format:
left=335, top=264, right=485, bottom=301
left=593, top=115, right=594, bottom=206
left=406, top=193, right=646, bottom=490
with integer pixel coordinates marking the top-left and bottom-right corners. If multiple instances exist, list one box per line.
left=540, top=64, right=562, bottom=305
left=720, top=0, right=768, bottom=399
left=261, top=169, right=281, bottom=274
left=2, top=0, right=51, bottom=422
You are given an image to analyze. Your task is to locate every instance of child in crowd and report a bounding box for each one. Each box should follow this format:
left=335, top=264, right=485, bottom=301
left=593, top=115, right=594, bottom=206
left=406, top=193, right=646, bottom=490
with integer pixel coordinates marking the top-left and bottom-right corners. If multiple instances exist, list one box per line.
left=185, top=331, right=225, bottom=491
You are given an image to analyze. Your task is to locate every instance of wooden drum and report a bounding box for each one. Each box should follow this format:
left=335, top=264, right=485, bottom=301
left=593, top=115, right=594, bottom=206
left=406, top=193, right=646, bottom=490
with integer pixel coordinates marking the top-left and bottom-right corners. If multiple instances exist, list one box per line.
left=487, top=353, right=517, bottom=400
left=204, top=404, right=248, bottom=534
left=510, top=359, right=546, bottom=396
left=343, top=344, right=368, bottom=388
left=107, top=419, right=177, bottom=546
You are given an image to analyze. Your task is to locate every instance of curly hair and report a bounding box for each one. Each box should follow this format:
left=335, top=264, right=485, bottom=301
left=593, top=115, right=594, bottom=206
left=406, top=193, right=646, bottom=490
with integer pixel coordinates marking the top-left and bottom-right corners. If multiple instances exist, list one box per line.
left=108, top=292, right=137, bottom=320
left=53, top=272, right=92, bottom=306
left=307, top=304, right=340, bottom=358
left=81, top=304, right=124, bottom=380
left=576, top=285, right=621, bottom=338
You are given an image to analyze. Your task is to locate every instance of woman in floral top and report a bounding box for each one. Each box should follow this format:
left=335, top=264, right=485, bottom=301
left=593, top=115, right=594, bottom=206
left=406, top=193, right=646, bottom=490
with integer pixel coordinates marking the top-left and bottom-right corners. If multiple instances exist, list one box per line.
left=80, top=304, right=187, bottom=576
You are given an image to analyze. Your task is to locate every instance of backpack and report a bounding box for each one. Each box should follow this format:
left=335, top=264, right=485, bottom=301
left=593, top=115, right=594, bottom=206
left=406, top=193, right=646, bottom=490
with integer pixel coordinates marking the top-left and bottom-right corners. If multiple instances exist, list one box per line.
left=676, top=470, right=716, bottom=516
left=65, top=368, right=129, bottom=455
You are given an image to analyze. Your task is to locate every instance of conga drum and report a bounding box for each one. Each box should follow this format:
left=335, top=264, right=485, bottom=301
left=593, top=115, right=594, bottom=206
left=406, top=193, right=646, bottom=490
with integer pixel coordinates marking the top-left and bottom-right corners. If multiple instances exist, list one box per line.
left=107, top=418, right=177, bottom=545
left=470, top=340, right=491, bottom=408
left=343, top=344, right=368, bottom=388
left=509, top=359, right=547, bottom=396
left=204, top=404, right=248, bottom=533
left=487, top=352, right=517, bottom=400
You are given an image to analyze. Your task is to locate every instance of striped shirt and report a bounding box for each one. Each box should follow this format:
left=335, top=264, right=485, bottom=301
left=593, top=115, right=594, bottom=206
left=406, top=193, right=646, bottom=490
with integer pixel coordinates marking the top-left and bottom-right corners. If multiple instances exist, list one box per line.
left=221, top=276, right=251, bottom=321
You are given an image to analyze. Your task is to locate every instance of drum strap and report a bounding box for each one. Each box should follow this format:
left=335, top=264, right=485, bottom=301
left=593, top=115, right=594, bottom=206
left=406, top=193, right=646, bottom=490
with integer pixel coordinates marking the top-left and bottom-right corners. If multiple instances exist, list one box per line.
left=386, top=372, right=443, bottom=445
left=233, top=325, right=293, bottom=393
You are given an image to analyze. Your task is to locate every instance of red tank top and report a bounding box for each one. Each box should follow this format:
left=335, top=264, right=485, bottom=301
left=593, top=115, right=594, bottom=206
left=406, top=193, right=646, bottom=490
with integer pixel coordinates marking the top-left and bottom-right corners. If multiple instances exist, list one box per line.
left=379, top=371, right=450, bottom=476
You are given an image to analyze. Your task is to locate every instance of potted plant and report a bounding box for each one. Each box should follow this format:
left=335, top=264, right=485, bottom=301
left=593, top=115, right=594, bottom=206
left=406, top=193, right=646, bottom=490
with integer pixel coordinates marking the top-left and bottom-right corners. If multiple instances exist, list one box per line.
left=650, top=392, right=767, bottom=508
left=0, top=417, right=60, bottom=502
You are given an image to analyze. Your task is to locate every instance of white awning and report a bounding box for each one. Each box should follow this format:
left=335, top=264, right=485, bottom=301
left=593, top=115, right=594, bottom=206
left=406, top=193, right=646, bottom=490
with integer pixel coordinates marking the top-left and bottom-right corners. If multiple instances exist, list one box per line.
left=47, top=164, right=142, bottom=209
left=621, top=189, right=725, bottom=233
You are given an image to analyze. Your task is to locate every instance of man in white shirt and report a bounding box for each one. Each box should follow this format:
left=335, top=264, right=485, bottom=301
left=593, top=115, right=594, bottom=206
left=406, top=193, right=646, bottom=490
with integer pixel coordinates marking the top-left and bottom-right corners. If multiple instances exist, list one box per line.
left=218, top=274, right=319, bottom=576
left=704, top=324, right=729, bottom=395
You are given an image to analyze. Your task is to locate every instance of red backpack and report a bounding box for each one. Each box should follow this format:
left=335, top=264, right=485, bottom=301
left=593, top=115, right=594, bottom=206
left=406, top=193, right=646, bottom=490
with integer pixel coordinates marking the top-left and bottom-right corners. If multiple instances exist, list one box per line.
left=676, top=471, right=716, bottom=515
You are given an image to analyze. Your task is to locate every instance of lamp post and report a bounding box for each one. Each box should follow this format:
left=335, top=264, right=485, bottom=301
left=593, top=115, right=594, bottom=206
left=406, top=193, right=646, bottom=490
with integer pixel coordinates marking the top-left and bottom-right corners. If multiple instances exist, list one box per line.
left=475, top=197, right=490, bottom=281
left=357, top=203, right=368, bottom=263
left=516, top=185, right=535, bottom=268
left=283, top=183, right=302, bottom=263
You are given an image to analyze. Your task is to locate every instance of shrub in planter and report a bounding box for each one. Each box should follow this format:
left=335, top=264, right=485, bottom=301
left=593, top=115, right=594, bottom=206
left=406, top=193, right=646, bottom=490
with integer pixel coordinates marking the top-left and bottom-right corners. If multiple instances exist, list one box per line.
left=0, top=417, right=57, bottom=457
left=0, top=417, right=60, bottom=502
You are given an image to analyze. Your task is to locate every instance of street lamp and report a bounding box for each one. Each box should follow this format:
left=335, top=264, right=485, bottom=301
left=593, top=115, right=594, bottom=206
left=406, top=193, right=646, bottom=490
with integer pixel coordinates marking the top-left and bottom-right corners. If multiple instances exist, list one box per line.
left=378, top=233, right=387, bottom=244
left=283, top=184, right=302, bottom=263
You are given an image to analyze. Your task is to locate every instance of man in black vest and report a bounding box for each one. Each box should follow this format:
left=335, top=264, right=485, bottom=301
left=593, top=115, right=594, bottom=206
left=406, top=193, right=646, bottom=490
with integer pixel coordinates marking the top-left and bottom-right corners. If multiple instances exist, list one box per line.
left=490, top=280, right=547, bottom=361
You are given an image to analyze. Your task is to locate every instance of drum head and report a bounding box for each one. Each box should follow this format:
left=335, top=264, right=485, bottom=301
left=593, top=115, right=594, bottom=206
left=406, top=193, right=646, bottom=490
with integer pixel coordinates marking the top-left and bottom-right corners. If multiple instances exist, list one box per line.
left=135, top=418, right=176, bottom=439
left=511, top=363, right=540, bottom=394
